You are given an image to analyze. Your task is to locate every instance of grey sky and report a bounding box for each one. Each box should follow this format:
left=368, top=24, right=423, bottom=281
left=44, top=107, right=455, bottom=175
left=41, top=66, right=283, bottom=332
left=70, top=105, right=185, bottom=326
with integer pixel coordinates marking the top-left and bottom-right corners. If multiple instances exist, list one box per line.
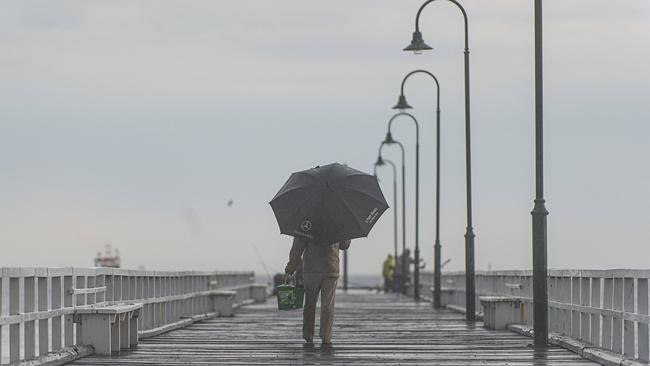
left=0, top=1, right=649, bottom=275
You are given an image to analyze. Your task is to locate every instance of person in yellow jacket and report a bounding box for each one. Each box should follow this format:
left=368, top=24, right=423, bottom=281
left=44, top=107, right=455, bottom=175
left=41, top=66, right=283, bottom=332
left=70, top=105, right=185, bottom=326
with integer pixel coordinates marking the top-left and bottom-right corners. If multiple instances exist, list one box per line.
left=382, top=254, right=394, bottom=293
left=285, top=236, right=351, bottom=346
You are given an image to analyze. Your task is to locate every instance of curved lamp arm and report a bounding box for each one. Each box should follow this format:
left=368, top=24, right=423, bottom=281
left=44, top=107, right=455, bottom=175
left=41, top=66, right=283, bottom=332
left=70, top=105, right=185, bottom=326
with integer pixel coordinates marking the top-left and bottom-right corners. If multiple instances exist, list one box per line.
left=415, top=0, right=469, bottom=49
left=375, top=159, right=396, bottom=177
left=387, top=112, right=419, bottom=144
left=399, top=69, right=440, bottom=110
left=378, top=140, right=405, bottom=162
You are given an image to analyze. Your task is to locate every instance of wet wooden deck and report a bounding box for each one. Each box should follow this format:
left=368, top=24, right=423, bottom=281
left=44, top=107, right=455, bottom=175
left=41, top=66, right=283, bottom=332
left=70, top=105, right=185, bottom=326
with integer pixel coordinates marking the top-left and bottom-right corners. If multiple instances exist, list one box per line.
left=69, top=291, right=598, bottom=365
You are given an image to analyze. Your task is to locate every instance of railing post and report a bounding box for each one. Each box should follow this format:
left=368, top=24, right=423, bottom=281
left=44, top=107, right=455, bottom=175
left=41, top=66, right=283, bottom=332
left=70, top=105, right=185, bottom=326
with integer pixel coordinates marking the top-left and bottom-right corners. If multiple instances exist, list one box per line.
left=96, top=273, right=106, bottom=304
left=571, top=276, right=580, bottom=340
left=24, top=273, right=36, bottom=360
left=106, top=272, right=114, bottom=304
left=130, top=271, right=140, bottom=348
left=51, top=274, right=63, bottom=352
left=193, top=275, right=198, bottom=315
left=169, top=274, right=175, bottom=321
left=173, top=275, right=179, bottom=318
left=548, top=275, right=557, bottom=333
left=179, top=274, right=184, bottom=319
left=142, top=275, right=149, bottom=330
left=38, top=272, right=49, bottom=357
left=130, top=274, right=137, bottom=302
left=612, top=277, right=623, bottom=353
left=602, top=277, right=614, bottom=350
left=639, top=278, right=649, bottom=362
left=155, top=275, right=162, bottom=327
left=164, top=275, right=169, bottom=323
left=148, top=274, right=155, bottom=329
left=63, top=273, right=74, bottom=347
left=137, top=275, right=145, bottom=330
left=75, top=270, right=87, bottom=343
left=120, top=271, right=132, bottom=350
left=623, top=277, right=635, bottom=358
left=590, top=277, right=601, bottom=347
left=87, top=275, right=96, bottom=306
left=580, top=276, right=589, bottom=341
left=115, top=274, right=123, bottom=303
left=174, top=273, right=183, bottom=320
left=152, top=273, right=158, bottom=328
left=189, top=275, right=195, bottom=316
left=558, top=276, right=571, bottom=336
left=121, top=271, right=130, bottom=304
left=9, top=273, right=20, bottom=363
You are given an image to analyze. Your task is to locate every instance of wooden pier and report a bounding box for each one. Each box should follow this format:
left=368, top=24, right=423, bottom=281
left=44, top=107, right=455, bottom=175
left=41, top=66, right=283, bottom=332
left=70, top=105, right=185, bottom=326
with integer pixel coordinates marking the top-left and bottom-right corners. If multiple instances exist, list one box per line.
left=69, top=291, right=596, bottom=365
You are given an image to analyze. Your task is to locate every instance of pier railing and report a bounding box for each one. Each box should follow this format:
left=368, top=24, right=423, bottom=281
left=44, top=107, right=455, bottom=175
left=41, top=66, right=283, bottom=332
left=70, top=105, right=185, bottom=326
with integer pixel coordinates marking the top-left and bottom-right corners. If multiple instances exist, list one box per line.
left=0, top=267, right=256, bottom=364
left=421, top=269, right=650, bottom=362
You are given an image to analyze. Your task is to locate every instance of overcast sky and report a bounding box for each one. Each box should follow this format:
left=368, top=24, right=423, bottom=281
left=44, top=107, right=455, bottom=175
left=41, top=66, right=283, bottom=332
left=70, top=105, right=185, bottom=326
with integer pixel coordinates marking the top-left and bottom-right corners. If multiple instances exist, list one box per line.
left=1, top=0, right=649, bottom=276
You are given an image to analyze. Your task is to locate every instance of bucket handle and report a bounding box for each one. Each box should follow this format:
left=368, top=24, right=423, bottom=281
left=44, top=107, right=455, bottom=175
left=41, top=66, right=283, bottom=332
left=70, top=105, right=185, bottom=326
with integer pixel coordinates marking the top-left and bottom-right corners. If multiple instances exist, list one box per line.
left=284, top=273, right=296, bottom=286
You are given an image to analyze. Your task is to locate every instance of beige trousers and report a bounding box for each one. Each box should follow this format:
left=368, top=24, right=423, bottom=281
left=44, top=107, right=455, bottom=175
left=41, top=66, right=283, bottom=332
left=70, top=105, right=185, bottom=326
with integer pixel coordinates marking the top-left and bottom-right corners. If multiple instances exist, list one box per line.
left=303, top=273, right=338, bottom=343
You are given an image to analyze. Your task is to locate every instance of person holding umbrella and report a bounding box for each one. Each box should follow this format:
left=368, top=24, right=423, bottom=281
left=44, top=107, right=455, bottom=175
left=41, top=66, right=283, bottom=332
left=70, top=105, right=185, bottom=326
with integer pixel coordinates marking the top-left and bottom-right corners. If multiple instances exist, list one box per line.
left=270, top=163, right=388, bottom=346
left=285, top=237, right=350, bottom=345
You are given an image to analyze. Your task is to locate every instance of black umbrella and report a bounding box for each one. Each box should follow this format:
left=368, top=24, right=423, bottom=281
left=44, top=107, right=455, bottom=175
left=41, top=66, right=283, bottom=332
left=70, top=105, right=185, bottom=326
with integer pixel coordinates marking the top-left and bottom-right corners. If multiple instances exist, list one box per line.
left=270, top=163, right=389, bottom=245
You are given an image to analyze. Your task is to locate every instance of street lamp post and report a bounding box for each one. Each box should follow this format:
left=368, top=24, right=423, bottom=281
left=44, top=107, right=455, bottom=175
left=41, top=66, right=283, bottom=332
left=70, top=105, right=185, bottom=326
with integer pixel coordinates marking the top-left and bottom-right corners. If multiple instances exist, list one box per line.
left=405, top=0, right=476, bottom=321
left=378, top=141, right=407, bottom=294
left=385, top=112, right=420, bottom=301
left=374, top=158, right=399, bottom=293
left=532, top=0, right=549, bottom=347
left=343, top=249, right=348, bottom=292
left=393, top=69, right=443, bottom=308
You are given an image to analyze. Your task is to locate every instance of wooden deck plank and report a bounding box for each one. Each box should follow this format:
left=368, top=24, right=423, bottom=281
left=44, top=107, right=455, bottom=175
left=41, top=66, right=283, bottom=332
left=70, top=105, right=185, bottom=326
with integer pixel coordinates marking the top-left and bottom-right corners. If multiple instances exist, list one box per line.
left=69, top=291, right=598, bottom=365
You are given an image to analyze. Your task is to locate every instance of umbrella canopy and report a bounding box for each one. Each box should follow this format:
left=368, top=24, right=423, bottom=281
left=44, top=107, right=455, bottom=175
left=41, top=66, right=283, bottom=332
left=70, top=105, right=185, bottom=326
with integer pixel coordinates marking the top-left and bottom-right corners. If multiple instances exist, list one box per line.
left=270, top=163, right=389, bottom=245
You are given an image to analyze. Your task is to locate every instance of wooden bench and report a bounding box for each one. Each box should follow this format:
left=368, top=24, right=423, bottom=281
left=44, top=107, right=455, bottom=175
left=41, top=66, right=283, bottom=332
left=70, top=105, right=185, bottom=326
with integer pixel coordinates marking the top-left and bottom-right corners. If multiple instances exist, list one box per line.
left=480, top=296, right=524, bottom=330
left=75, top=303, right=143, bottom=355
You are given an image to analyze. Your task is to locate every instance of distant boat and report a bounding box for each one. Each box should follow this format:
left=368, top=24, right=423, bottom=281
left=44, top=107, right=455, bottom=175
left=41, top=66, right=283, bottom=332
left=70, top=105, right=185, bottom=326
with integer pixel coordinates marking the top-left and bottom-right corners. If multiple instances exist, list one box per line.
left=94, top=244, right=121, bottom=268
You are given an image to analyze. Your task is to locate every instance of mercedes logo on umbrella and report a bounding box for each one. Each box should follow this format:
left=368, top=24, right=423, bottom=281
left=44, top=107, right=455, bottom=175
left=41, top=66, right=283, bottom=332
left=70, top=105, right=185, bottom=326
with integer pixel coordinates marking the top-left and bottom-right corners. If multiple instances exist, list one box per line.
left=301, top=220, right=312, bottom=232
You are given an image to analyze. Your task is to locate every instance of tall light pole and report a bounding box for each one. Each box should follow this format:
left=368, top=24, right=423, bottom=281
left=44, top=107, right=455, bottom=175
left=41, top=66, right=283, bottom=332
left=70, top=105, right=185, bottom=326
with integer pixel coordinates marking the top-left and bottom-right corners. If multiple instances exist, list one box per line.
left=532, top=0, right=549, bottom=347
left=405, top=0, right=476, bottom=321
left=378, top=141, right=407, bottom=294
left=385, top=112, right=420, bottom=300
left=343, top=249, right=348, bottom=292
left=393, top=69, right=443, bottom=308
left=374, top=157, right=399, bottom=293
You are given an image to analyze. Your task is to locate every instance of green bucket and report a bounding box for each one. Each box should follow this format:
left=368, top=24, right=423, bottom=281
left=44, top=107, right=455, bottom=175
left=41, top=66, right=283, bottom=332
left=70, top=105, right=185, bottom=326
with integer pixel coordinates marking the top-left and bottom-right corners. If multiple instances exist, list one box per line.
left=276, top=274, right=304, bottom=311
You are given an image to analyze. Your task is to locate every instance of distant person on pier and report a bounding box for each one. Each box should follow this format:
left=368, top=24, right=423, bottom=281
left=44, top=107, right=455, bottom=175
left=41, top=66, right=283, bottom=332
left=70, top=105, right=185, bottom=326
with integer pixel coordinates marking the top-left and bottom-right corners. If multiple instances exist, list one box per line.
left=285, top=236, right=351, bottom=346
left=394, top=249, right=414, bottom=294
left=382, top=254, right=394, bottom=293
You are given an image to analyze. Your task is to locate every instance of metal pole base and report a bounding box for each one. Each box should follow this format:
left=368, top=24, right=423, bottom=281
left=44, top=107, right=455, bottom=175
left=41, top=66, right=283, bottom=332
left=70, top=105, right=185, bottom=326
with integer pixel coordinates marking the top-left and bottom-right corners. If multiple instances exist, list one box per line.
left=532, top=198, right=549, bottom=347
left=465, top=227, right=476, bottom=322
left=414, top=248, right=420, bottom=301
left=433, top=240, right=442, bottom=309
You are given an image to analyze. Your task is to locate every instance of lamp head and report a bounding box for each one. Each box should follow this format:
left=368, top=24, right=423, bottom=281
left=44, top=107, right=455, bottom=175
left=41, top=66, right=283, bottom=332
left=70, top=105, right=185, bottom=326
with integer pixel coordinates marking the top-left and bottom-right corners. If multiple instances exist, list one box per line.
left=403, top=31, right=432, bottom=54
left=392, top=95, right=413, bottom=110
left=375, top=155, right=385, bottom=166
left=383, top=132, right=395, bottom=144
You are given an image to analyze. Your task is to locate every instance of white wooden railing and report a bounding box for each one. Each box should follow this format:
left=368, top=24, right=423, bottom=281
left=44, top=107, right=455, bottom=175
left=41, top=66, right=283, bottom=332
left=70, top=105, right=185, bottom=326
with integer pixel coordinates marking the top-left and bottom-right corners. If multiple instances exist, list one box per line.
left=421, top=269, right=650, bottom=362
left=0, top=267, right=256, bottom=364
